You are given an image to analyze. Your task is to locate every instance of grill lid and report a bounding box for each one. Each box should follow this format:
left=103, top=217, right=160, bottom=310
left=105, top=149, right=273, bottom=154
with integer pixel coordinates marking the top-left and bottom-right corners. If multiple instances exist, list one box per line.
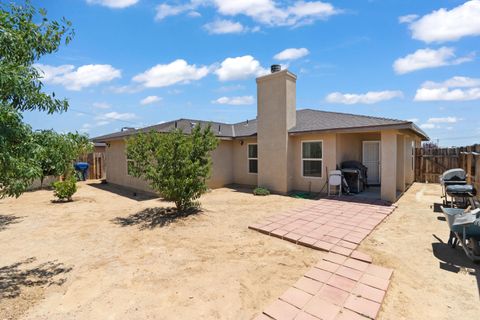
left=442, top=168, right=467, bottom=182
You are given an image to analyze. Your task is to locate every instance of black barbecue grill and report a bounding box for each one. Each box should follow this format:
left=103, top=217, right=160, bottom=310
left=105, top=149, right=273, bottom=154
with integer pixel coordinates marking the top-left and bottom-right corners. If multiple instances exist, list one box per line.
left=440, top=168, right=476, bottom=208
left=340, top=161, right=368, bottom=193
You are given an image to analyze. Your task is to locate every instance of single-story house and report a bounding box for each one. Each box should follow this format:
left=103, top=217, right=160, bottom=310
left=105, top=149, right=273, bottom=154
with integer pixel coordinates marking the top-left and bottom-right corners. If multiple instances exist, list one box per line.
left=93, top=67, right=428, bottom=202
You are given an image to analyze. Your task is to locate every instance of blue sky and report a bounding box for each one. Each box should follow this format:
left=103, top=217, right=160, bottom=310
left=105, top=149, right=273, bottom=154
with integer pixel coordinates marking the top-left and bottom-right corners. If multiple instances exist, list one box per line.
left=24, top=0, right=480, bottom=146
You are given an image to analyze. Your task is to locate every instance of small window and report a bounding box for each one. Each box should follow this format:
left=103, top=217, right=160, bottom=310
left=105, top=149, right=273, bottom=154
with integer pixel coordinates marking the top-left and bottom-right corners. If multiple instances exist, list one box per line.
left=411, top=141, right=415, bottom=170
left=127, top=159, right=135, bottom=176
left=248, top=144, right=258, bottom=174
left=302, top=141, right=323, bottom=178
left=126, top=152, right=135, bottom=176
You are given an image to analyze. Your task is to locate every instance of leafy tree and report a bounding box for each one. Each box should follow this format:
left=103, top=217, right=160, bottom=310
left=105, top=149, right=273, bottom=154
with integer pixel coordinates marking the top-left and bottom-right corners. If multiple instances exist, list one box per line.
left=0, top=1, right=73, bottom=197
left=33, top=130, right=93, bottom=187
left=67, top=132, right=94, bottom=160
left=0, top=107, right=40, bottom=198
left=127, top=125, right=219, bottom=211
left=0, top=0, right=74, bottom=113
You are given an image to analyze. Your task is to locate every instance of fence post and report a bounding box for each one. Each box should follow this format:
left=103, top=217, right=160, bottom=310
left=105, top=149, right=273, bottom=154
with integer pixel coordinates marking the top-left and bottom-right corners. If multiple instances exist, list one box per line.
left=475, top=145, right=480, bottom=193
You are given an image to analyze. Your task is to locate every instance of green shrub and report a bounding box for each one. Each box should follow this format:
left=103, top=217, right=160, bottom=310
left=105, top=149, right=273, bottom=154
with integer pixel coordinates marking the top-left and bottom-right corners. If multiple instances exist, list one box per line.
left=126, top=124, right=218, bottom=211
left=52, top=176, right=77, bottom=201
left=253, top=187, right=270, bottom=196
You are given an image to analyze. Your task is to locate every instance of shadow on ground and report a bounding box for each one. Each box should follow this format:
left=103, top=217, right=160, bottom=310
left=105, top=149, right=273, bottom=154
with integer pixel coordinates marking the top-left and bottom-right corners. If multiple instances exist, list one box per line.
left=0, top=257, right=72, bottom=299
left=87, top=182, right=158, bottom=201
left=112, top=207, right=201, bottom=230
left=432, top=235, right=480, bottom=297
left=0, top=214, right=22, bottom=232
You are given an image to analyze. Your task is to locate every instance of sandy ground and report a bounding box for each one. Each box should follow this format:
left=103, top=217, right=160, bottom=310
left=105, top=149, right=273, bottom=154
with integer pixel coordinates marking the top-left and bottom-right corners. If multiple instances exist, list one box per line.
left=361, top=183, right=480, bottom=320
left=0, top=182, right=320, bottom=320
left=2, top=182, right=479, bottom=319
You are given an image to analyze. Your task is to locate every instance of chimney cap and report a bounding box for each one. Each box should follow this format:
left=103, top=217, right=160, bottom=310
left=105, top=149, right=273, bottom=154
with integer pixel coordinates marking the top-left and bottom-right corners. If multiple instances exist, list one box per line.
left=270, top=64, right=281, bottom=73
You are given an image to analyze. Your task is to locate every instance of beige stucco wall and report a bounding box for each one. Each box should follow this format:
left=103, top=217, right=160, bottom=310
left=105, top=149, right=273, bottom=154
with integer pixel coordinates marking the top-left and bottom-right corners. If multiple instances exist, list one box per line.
left=105, top=139, right=234, bottom=193
left=209, top=140, right=234, bottom=188
left=289, top=133, right=337, bottom=193
left=257, top=70, right=296, bottom=194
left=28, top=176, right=57, bottom=190
left=380, top=130, right=398, bottom=202
left=105, top=140, right=154, bottom=193
left=336, top=132, right=381, bottom=164
left=405, top=135, right=415, bottom=185
left=232, top=137, right=258, bottom=186
left=102, top=128, right=422, bottom=201
left=396, top=134, right=406, bottom=192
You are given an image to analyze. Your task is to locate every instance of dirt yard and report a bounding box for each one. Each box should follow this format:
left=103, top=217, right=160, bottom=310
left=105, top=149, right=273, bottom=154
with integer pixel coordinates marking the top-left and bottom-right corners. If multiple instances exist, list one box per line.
left=1, top=182, right=479, bottom=319
left=361, top=183, right=480, bottom=320
left=0, top=182, right=320, bottom=320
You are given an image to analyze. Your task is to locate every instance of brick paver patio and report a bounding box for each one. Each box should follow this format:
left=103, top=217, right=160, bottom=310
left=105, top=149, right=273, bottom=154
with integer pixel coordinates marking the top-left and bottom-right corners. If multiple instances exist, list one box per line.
left=249, top=197, right=396, bottom=320
left=249, top=197, right=396, bottom=257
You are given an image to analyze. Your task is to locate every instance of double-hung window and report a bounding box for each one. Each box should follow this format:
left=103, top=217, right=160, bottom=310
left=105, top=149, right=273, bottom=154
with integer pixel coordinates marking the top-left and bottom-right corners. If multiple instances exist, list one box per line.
left=126, top=152, right=135, bottom=176
left=248, top=144, right=258, bottom=174
left=302, top=141, right=323, bottom=178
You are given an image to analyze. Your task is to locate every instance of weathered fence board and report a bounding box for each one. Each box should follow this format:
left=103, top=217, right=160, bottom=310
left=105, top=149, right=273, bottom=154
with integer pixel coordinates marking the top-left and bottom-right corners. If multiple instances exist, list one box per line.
left=415, top=144, right=480, bottom=192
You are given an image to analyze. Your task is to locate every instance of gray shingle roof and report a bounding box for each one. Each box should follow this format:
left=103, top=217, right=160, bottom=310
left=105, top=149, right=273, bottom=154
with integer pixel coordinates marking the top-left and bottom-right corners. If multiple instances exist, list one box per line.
left=92, top=109, right=428, bottom=142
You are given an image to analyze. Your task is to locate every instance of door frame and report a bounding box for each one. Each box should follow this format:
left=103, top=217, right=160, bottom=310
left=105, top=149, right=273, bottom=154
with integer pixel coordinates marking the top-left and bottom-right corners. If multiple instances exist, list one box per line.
left=362, top=140, right=381, bottom=185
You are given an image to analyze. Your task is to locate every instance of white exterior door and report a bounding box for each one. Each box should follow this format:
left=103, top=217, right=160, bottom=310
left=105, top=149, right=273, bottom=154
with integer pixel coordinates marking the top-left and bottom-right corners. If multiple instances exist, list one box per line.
left=363, top=141, right=381, bottom=185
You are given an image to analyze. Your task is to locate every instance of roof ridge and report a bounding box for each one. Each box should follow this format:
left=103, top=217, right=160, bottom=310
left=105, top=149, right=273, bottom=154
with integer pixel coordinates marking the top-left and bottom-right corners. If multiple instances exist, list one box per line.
left=298, top=108, right=408, bottom=124
left=175, top=118, right=231, bottom=125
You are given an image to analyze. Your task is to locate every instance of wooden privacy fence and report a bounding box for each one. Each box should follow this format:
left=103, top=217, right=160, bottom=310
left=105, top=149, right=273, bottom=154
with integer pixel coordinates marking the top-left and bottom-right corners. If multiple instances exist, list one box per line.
left=88, top=152, right=105, bottom=180
left=415, top=144, right=480, bottom=191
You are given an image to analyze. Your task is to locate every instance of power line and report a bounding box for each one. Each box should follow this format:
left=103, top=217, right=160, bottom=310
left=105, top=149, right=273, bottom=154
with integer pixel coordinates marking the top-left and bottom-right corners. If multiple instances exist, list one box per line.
left=433, top=135, right=480, bottom=141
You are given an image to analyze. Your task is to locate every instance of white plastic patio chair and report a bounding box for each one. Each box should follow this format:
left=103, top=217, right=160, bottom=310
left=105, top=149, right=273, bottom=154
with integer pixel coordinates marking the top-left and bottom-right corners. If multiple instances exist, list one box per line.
left=328, top=170, right=342, bottom=196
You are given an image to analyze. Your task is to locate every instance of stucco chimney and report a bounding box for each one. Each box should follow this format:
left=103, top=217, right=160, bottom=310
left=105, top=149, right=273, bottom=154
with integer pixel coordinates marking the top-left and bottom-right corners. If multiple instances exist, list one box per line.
left=256, top=68, right=297, bottom=194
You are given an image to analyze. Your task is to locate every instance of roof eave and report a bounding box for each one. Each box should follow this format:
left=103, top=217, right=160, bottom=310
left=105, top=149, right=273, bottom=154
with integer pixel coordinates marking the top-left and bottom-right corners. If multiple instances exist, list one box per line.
left=288, top=123, right=429, bottom=140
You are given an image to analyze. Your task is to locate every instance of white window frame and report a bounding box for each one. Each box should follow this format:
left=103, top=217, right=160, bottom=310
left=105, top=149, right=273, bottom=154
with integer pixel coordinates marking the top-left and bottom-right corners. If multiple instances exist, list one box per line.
left=411, top=140, right=415, bottom=171
left=247, top=143, right=258, bottom=175
left=301, top=140, right=323, bottom=179
left=126, top=151, right=135, bottom=176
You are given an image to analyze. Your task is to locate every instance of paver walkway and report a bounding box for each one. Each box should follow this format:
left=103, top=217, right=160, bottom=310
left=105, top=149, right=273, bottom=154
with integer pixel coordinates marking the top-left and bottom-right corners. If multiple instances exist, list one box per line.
left=249, top=197, right=396, bottom=320
left=255, top=252, right=393, bottom=320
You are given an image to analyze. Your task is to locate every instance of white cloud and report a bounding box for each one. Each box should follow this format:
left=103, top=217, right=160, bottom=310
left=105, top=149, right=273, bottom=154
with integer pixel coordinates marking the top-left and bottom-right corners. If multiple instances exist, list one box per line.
left=108, top=84, right=142, bottom=94
left=406, top=0, right=480, bottom=43
left=398, top=14, right=418, bottom=24
left=203, top=19, right=245, bottom=34
left=215, top=0, right=340, bottom=26
left=140, top=95, right=162, bottom=105
left=156, top=0, right=340, bottom=27
left=214, top=55, right=268, bottom=81
left=420, top=76, right=480, bottom=89
left=325, top=90, right=404, bottom=105
left=93, top=102, right=111, bottom=109
left=216, top=84, right=246, bottom=92
left=213, top=95, right=255, bottom=105
left=420, top=123, right=436, bottom=129
left=95, top=112, right=137, bottom=125
left=427, top=117, right=459, bottom=124
left=274, top=48, right=309, bottom=61
left=133, top=59, right=209, bottom=88
left=393, top=47, right=474, bottom=74
left=414, top=76, right=480, bottom=101
left=188, top=11, right=201, bottom=17
left=36, top=63, right=121, bottom=90
left=155, top=3, right=199, bottom=20
left=96, top=120, right=111, bottom=126
left=86, top=0, right=139, bottom=9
